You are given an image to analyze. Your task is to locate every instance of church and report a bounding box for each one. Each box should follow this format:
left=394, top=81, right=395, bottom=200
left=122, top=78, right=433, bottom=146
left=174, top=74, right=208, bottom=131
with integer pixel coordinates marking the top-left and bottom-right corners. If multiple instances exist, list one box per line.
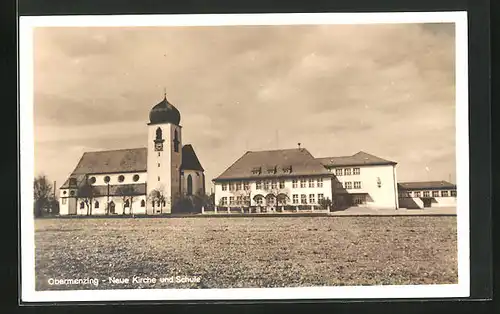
left=58, top=94, right=205, bottom=216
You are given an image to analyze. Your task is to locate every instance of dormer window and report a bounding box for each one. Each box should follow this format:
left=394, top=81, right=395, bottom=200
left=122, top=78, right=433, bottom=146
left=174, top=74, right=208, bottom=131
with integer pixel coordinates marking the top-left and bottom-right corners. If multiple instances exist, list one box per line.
left=69, top=178, right=77, bottom=186
left=282, top=165, right=293, bottom=173
left=267, top=166, right=277, bottom=174
left=251, top=167, right=262, bottom=175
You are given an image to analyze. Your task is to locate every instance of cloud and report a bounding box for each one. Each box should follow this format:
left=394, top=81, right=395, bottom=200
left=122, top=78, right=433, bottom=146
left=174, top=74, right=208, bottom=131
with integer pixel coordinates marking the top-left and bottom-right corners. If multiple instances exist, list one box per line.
left=31, top=22, right=457, bottom=188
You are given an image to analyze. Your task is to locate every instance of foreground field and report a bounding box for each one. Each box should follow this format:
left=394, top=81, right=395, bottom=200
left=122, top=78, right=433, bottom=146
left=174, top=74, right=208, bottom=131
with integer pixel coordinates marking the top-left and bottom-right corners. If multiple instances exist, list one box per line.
left=34, top=216, right=457, bottom=290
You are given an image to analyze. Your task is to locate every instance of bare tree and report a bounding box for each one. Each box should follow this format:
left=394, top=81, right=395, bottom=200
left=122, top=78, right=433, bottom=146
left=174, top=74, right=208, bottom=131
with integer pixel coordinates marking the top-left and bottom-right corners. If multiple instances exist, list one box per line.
left=78, top=180, right=96, bottom=216
left=33, top=175, right=53, bottom=217
left=116, top=185, right=136, bottom=215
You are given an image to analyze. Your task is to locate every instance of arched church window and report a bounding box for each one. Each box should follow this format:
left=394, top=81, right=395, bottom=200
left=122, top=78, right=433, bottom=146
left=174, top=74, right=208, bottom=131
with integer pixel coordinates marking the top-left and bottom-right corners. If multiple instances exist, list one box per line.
left=156, top=127, right=163, bottom=140
left=187, top=174, right=193, bottom=195
left=95, top=201, right=99, bottom=208
left=141, top=200, right=145, bottom=207
left=133, top=174, right=140, bottom=182
left=80, top=202, right=85, bottom=209
left=125, top=199, right=130, bottom=207
left=174, top=130, right=179, bottom=153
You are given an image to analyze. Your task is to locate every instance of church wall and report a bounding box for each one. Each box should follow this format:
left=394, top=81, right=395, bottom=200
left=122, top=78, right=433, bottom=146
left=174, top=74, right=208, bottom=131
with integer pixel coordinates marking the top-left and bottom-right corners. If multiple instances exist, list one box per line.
left=170, top=124, right=183, bottom=208
left=147, top=124, right=173, bottom=214
left=181, top=169, right=205, bottom=196
left=73, top=195, right=148, bottom=215
left=88, top=172, right=147, bottom=186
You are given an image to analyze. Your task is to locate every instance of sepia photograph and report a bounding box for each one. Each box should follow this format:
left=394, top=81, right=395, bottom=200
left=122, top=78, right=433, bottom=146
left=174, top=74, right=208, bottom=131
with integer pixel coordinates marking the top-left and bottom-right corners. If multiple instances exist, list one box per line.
left=20, top=12, right=469, bottom=302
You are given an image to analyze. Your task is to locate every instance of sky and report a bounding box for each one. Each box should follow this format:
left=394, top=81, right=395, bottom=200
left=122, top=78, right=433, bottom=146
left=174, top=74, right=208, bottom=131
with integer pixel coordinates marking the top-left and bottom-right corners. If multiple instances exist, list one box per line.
left=32, top=22, right=457, bottom=191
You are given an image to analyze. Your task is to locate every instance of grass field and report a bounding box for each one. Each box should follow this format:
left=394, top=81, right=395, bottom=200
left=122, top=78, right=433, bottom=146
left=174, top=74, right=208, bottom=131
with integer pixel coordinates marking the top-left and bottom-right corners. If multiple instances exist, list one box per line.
left=34, top=216, right=457, bottom=290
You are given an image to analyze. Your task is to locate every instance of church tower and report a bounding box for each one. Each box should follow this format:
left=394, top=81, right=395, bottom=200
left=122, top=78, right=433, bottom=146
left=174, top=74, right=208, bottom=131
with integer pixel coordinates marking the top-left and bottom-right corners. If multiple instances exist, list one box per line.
left=146, top=93, right=182, bottom=214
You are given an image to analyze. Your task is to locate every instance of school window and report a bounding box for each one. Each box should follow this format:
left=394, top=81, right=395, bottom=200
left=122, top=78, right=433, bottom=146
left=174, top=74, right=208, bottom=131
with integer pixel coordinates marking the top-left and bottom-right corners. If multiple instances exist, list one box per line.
left=335, top=169, right=343, bottom=176
left=451, top=190, right=457, bottom=197
left=354, top=181, right=361, bottom=189
left=244, top=182, right=250, bottom=190
left=293, top=194, right=299, bottom=204
left=301, top=194, right=307, bottom=204
left=353, top=168, right=360, bottom=175
left=432, top=191, right=439, bottom=197
left=300, top=179, right=306, bottom=188
left=229, top=183, right=235, bottom=191
left=229, top=196, right=235, bottom=205
left=309, top=194, right=315, bottom=204
left=264, top=180, right=270, bottom=190
left=317, top=177, right=323, bottom=187
left=414, top=191, right=421, bottom=197
left=279, top=180, right=285, bottom=189
left=221, top=197, right=227, bottom=206
left=344, top=182, right=352, bottom=189
left=292, top=179, right=298, bottom=188
left=237, top=196, right=243, bottom=204
left=423, top=191, right=430, bottom=197
left=271, top=180, right=278, bottom=189
left=344, top=168, right=352, bottom=175
left=318, top=193, right=324, bottom=202
left=441, top=190, right=449, bottom=197
left=235, top=182, right=242, bottom=190
left=256, top=181, right=262, bottom=189
left=308, top=179, right=315, bottom=188
left=222, top=184, right=227, bottom=191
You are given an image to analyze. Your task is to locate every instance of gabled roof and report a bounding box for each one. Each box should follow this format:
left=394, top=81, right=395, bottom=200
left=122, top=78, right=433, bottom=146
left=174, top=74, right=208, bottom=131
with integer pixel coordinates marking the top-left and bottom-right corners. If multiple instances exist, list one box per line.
left=316, top=151, right=397, bottom=167
left=213, top=148, right=332, bottom=181
left=398, top=181, right=456, bottom=190
left=181, top=144, right=204, bottom=171
left=60, top=174, right=87, bottom=189
left=72, top=148, right=148, bottom=175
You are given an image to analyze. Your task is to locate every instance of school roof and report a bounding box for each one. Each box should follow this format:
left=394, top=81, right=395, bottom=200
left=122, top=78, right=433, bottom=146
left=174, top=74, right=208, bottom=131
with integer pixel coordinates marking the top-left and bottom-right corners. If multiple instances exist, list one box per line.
left=397, top=181, right=457, bottom=191
left=316, top=151, right=397, bottom=167
left=213, top=148, right=333, bottom=182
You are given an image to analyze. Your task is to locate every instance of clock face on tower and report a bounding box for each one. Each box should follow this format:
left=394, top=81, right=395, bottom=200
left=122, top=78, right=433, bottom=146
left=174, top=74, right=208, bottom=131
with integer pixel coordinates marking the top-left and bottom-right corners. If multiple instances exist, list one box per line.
left=155, top=141, right=163, bottom=151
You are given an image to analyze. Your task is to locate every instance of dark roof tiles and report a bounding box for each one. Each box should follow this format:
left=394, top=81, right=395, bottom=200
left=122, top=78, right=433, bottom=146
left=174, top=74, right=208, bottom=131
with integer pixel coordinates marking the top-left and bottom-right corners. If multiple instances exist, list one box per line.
left=398, top=181, right=456, bottom=190
left=316, top=151, right=397, bottom=167
left=213, top=148, right=332, bottom=181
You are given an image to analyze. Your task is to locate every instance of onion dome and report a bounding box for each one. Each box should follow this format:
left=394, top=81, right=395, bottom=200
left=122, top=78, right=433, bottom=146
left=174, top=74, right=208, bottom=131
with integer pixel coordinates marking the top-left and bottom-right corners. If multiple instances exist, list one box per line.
left=149, top=94, right=181, bottom=125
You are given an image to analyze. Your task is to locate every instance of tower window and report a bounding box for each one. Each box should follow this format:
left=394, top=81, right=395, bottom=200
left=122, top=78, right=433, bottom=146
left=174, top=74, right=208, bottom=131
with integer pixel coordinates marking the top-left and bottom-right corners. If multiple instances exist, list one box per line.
left=156, top=127, right=163, bottom=140
left=158, top=152, right=160, bottom=157
left=158, top=163, right=160, bottom=167
left=141, top=200, right=146, bottom=207
left=158, top=176, right=160, bottom=181
left=174, top=130, right=180, bottom=153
